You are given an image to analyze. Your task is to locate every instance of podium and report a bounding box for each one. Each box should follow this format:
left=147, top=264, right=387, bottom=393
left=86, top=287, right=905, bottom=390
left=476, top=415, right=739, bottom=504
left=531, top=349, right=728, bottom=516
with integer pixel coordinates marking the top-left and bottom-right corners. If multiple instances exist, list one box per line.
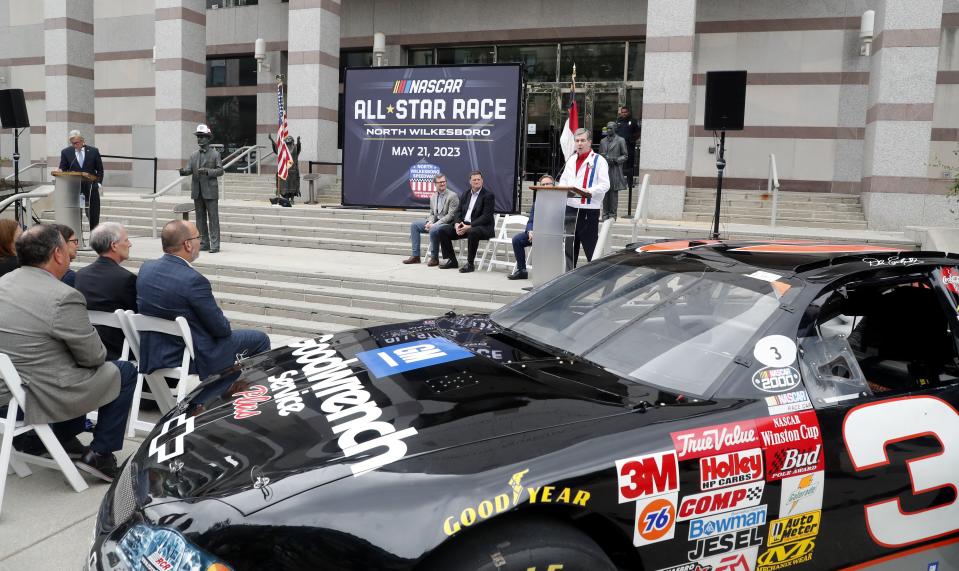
left=529, top=185, right=588, bottom=286
left=52, top=171, right=96, bottom=247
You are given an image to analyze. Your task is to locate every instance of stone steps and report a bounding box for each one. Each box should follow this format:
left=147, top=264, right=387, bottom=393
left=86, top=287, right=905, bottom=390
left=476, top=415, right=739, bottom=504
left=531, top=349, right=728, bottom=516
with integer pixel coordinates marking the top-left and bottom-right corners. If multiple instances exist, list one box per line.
left=682, top=188, right=867, bottom=230
left=682, top=213, right=868, bottom=229
left=682, top=205, right=866, bottom=222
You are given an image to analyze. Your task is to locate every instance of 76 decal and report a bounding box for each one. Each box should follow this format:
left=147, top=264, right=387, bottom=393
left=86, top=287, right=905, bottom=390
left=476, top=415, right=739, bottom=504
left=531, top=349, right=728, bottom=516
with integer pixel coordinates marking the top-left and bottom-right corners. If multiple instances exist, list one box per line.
left=633, top=492, right=678, bottom=547
left=843, top=396, right=959, bottom=547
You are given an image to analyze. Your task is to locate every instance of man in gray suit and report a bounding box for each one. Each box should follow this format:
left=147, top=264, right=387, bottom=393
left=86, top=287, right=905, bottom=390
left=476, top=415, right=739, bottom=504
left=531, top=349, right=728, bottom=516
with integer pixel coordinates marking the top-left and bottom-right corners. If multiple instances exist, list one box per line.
left=180, top=124, right=225, bottom=253
left=403, top=173, right=460, bottom=266
left=0, top=225, right=138, bottom=483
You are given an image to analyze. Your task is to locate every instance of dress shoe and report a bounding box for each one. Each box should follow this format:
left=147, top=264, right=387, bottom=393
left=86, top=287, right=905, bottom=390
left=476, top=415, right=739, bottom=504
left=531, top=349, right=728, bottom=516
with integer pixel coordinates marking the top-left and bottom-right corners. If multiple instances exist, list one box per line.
left=439, top=259, right=459, bottom=269
left=402, top=256, right=421, bottom=264
left=13, top=434, right=85, bottom=459
left=209, top=248, right=219, bottom=253
left=507, top=269, right=528, bottom=280
left=459, top=263, right=475, bottom=273
left=426, top=257, right=439, bottom=267
left=75, top=448, right=119, bottom=483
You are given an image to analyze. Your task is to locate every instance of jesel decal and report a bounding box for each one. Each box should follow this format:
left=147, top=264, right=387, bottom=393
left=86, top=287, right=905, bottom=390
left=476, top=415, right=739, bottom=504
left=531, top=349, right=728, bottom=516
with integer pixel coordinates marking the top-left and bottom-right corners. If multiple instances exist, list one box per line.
left=442, top=469, right=591, bottom=536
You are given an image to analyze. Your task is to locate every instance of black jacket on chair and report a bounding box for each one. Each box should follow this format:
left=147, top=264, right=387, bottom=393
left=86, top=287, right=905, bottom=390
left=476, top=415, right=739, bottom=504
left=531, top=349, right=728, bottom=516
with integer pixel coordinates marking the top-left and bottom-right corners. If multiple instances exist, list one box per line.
left=455, top=188, right=495, bottom=231
left=75, top=256, right=138, bottom=361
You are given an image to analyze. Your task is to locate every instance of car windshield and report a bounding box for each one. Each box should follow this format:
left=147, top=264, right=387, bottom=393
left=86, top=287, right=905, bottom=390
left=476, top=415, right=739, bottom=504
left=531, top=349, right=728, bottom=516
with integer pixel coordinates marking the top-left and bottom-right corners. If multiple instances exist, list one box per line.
left=491, top=253, right=789, bottom=397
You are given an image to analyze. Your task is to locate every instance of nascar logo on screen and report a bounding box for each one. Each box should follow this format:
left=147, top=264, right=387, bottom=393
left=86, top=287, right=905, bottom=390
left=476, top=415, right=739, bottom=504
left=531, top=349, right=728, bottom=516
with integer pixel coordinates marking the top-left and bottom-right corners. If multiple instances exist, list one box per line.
left=357, top=338, right=473, bottom=378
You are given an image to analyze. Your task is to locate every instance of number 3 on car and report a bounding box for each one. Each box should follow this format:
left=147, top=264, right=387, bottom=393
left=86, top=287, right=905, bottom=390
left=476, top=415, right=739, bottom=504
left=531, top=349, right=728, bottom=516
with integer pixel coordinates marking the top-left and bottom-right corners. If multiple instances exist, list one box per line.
left=843, top=396, right=959, bottom=547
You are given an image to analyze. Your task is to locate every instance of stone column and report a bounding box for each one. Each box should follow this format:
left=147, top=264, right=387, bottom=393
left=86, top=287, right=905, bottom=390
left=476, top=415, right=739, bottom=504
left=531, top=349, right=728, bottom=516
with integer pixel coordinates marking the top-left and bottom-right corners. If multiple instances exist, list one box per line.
left=44, top=0, right=94, bottom=169
left=154, top=0, right=206, bottom=186
left=638, top=0, right=697, bottom=220
left=286, top=0, right=340, bottom=178
left=861, top=0, right=943, bottom=228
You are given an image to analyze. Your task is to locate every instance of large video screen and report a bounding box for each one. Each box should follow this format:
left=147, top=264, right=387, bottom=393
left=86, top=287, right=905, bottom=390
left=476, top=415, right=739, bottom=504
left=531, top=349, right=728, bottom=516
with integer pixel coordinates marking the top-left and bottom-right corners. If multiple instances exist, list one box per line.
left=342, top=64, right=522, bottom=212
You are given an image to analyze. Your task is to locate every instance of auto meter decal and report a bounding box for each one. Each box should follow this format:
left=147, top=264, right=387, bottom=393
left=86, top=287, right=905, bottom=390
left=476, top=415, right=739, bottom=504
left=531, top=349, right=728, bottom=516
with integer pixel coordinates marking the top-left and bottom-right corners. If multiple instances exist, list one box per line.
left=764, top=390, right=812, bottom=416
left=677, top=481, right=765, bottom=521
left=672, top=420, right=760, bottom=461
left=688, top=505, right=768, bottom=541
left=633, top=492, right=679, bottom=547
left=357, top=337, right=474, bottom=378
left=616, top=450, right=679, bottom=503
left=767, top=510, right=820, bottom=547
left=778, top=471, right=824, bottom=518
left=700, top=448, right=764, bottom=490
left=753, top=335, right=797, bottom=368
left=752, top=366, right=801, bottom=394
left=757, top=412, right=823, bottom=480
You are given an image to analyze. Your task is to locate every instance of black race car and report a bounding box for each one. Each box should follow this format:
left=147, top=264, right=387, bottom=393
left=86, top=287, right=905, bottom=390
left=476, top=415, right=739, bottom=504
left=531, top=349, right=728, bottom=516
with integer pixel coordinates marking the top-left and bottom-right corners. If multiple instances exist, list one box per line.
left=88, top=240, right=959, bottom=571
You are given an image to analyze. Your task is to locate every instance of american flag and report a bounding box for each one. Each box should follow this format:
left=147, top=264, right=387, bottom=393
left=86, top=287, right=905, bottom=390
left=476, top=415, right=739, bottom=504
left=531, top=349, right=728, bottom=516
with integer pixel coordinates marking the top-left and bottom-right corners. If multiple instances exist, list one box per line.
left=276, top=81, right=294, bottom=180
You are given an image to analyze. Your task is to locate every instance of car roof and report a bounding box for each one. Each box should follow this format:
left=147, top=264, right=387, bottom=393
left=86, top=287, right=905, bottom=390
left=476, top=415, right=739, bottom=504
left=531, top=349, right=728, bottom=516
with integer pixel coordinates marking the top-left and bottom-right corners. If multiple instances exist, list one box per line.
left=629, top=239, right=958, bottom=279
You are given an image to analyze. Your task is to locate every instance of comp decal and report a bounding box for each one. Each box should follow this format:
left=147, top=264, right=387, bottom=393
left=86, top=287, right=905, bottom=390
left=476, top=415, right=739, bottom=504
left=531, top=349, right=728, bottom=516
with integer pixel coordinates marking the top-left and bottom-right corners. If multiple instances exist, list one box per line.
left=757, top=412, right=823, bottom=481
left=617, top=450, right=679, bottom=503
left=688, top=505, right=768, bottom=541
left=764, top=390, right=812, bottom=416
left=677, top=481, right=765, bottom=521
left=753, top=335, right=797, bottom=368
left=778, top=472, right=824, bottom=518
left=751, top=366, right=801, bottom=394
left=767, top=510, right=820, bottom=547
left=441, top=469, right=590, bottom=536
left=699, top=448, right=764, bottom=491
left=356, top=337, right=473, bottom=378
left=672, top=420, right=761, bottom=461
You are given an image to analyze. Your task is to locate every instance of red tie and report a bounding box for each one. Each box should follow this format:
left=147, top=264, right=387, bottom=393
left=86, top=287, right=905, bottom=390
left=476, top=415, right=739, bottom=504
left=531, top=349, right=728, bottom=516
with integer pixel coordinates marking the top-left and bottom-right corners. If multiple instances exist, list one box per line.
left=581, top=163, right=590, bottom=204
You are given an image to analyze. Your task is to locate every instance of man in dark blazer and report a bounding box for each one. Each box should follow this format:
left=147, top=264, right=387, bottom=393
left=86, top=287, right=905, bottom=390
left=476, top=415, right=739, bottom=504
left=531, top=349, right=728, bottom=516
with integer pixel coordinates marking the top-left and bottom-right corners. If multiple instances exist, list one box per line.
left=57, top=130, right=104, bottom=230
left=136, top=220, right=270, bottom=380
left=75, top=222, right=137, bottom=360
left=436, top=170, right=496, bottom=273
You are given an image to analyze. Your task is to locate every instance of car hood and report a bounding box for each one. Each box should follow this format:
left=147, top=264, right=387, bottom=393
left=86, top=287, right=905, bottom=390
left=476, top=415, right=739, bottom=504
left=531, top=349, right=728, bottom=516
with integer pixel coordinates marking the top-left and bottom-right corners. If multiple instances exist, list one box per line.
left=134, top=315, right=658, bottom=511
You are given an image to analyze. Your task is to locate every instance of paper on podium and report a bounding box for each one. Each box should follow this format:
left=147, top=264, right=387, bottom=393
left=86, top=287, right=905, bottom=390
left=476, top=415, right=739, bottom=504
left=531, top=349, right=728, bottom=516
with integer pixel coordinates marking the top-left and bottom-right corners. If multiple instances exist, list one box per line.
left=530, top=185, right=588, bottom=199
left=52, top=170, right=97, bottom=182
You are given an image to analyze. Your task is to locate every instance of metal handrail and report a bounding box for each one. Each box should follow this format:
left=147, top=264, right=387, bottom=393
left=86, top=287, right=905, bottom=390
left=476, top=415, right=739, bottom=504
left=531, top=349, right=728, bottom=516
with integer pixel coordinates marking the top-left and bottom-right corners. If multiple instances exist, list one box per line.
left=3, top=162, right=47, bottom=183
left=140, top=145, right=267, bottom=237
left=0, top=184, right=55, bottom=224
left=630, top=173, right=651, bottom=243
left=768, top=154, right=781, bottom=227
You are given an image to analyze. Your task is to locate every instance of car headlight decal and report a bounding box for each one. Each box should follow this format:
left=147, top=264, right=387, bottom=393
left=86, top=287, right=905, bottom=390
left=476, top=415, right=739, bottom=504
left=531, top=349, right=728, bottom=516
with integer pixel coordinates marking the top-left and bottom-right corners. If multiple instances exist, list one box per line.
left=115, top=524, right=233, bottom=571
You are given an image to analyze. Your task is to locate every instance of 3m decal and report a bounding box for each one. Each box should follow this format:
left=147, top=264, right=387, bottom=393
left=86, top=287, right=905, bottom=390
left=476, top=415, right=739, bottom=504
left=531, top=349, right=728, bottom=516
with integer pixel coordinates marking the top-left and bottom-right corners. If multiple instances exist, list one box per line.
left=442, top=469, right=590, bottom=536
left=677, top=482, right=765, bottom=521
left=689, top=505, right=768, bottom=541
left=757, top=412, right=823, bottom=481
left=616, top=450, right=679, bottom=503
left=672, top=420, right=760, bottom=461
left=633, top=492, right=678, bottom=547
left=148, top=413, right=195, bottom=463
left=701, top=546, right=760, bottom=571
left=756, top=538, right=815, bottom=570
left=753, top=335, right=797, bottom=368
left=689, top=528, right=763, bottom=560
left=843, top=396, right=959, bottom=547
left=767, top=510, right=820, bottom=547
left=700, top=448, right=764, bottom=491
left=764, top=391, right=812, bottom=416
left=231, top=384, right=271, bottom=419
left=751, top=367, right=801, bottom=394
left=778, top=472, right=824, bottom=518
left=356, top=337, right=473, bottom=378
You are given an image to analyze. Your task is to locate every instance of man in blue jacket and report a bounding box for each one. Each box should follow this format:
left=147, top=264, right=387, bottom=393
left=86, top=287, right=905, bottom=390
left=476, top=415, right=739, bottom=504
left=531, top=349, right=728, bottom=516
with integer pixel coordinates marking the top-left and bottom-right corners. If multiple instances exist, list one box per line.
left=136, top=220, right=270, bottom=381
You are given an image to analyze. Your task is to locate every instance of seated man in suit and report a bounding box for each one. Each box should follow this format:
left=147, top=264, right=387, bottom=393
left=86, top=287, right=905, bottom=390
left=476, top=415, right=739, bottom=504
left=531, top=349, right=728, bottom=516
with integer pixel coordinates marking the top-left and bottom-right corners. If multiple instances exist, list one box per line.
left=136, top=220, right=271, bottom=383
left=507, top=174, right=555, bottom=280
left=75, top=222, right=137, bottom=360
left=402, top=172, right=460, bottom=266
left=53, top=224, right=79, bottom=287
left=0, top=224, right=137, bottom=482
left=56, top=130, right=104, bottom=230
left=436, top=170, right=496, bottom=273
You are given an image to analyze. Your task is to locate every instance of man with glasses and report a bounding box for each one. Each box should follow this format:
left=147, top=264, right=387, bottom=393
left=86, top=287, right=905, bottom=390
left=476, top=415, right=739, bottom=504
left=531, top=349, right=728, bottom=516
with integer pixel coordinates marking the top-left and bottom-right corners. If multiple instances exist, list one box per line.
left=0, top=224, right=138, bottom=482
left=53, top=224, right=79, bottom=286
left=56, top=130, right=104, bottom=230
left=403, top=173, right=459, bottom=266
left=75, top=222, right=137, bottom=360
left=136, top=220, right=270, bottom=383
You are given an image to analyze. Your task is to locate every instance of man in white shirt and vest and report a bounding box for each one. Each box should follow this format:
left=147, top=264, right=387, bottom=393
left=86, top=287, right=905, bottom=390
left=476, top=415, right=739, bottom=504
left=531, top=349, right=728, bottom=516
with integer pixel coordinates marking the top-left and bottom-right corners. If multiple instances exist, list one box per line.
left=558, top=128, right=610, bottom=270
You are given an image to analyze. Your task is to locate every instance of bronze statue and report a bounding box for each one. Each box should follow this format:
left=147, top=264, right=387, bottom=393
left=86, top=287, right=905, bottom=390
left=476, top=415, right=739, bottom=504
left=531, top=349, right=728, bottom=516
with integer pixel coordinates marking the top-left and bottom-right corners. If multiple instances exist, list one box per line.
left=268, top=133, right=301, bottom=200
left=179, top=124, right=224, bottom=252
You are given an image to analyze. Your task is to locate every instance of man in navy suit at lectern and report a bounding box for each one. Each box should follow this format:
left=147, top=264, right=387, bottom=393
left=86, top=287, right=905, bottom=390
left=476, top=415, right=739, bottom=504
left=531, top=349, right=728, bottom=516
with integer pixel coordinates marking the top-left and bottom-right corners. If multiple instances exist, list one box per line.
left=58, top=129, right=104, bottom=230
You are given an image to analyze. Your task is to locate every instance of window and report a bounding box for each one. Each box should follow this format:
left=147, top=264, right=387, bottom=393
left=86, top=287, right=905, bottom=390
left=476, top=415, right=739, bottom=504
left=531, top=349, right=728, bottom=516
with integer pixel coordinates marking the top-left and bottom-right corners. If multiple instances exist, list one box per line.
left=436, top=46, right=494, bottom=65
left=559, top=42, right=626, bottom=82
left=627, top=41, right=645, bottom=81
left=206, top=57, right=257, bottom=87
left=409, top=49, right=434, bottom=66
left=497, top=45, right=558, bottom=82
left=206, top=95, right=257, bottom=152
left=207, top=0, right=257, bottom=8
left=340, top=50, right=373, bottom=83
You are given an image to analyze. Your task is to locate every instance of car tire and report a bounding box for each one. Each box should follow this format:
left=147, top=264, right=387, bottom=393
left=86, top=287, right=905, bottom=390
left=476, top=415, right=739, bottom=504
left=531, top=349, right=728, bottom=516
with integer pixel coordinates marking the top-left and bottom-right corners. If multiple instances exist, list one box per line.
left=419, top=515, right=618, bottom=571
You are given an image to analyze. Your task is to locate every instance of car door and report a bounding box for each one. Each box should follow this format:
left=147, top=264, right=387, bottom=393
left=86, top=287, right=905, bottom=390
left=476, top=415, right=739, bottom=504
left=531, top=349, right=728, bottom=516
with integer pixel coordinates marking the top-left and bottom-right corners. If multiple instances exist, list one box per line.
left=795, top=264, right=959, bottom=569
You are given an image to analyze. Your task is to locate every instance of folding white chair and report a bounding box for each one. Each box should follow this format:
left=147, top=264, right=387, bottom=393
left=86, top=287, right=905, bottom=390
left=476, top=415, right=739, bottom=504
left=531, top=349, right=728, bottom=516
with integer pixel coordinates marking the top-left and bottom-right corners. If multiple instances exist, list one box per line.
left=594, top=218, right=616, bottom=259
left=0, top=353, right=88, bottom=518
left=119, top=311, right=199, bottom=427
left=88, top=310, right=157, bottom=437
left=458, top=213, right=502, bottom=265
left=482, top=214, right=529, bottom=272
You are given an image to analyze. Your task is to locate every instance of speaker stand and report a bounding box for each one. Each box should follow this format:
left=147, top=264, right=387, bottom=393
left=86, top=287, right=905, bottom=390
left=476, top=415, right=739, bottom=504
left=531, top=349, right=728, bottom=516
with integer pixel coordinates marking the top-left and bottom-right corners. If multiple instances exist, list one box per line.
left=711, top=130, right=726, bottom=240
left=11, top=127, right=23, bottom=225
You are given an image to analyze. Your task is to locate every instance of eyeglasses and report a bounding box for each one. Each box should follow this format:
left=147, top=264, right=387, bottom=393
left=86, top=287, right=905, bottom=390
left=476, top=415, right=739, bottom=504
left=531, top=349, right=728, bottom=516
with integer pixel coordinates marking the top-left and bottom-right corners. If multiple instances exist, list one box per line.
left=67, top=238, right=79, bottom=244
left=184, top=235, right=201, bottom=244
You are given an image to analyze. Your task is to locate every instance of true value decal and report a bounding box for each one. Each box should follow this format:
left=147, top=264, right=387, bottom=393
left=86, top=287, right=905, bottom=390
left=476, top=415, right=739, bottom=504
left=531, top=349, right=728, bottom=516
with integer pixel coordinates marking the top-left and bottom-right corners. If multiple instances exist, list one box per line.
left=699, top=448, right=764, bottom=490
left=671, top=420, right=761, bottom=461
left=757, top=412, right=823, bottom=481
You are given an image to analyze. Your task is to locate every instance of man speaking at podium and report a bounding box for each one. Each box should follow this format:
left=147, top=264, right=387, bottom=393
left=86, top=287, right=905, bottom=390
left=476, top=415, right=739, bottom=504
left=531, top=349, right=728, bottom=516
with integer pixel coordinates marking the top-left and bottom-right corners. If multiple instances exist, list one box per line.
left=559, top=128, right=609, bottom=269
left=58, top=130, right=104, bottom=230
